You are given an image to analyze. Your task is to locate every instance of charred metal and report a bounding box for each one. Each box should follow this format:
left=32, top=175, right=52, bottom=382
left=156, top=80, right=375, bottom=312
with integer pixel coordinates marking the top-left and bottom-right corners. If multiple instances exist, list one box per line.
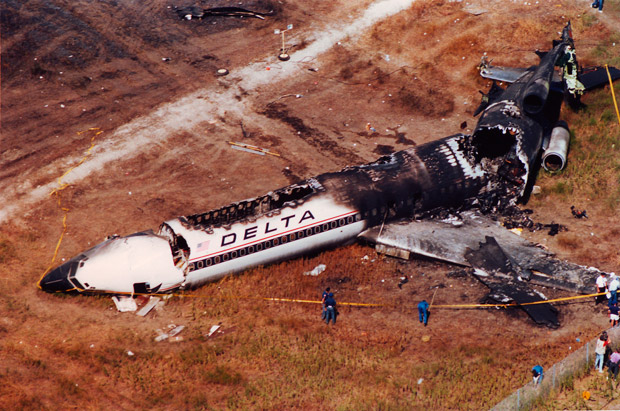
left=39, top=23, right=616, bottom=329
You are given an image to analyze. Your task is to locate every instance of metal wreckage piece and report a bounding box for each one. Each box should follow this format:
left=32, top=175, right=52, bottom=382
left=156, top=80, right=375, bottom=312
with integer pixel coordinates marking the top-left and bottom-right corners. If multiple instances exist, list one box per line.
left=175, top=6, right=269, bottom=21
left=40, top=23, right=614, bottom=327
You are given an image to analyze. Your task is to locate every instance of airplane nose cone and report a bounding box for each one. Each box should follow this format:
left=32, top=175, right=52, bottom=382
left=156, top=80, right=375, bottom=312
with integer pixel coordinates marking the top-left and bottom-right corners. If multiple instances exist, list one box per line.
left=39, top=261, right=78, bottom=292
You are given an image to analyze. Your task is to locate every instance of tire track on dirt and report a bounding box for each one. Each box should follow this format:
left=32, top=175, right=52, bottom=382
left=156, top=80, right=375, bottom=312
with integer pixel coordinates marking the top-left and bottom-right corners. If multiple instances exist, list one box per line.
left=0, top=0, right=417, bottom=223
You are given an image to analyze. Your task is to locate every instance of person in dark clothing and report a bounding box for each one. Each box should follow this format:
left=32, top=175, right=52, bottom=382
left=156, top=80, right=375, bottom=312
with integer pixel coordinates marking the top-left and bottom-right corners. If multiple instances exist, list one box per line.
left=324, top=292, right=337, bottom=325
left=608, top=348, right=620, bottom=381
left=592, top=0, right=604, bottom=12
left=609, top=303, right=620, bottom=327
left=321, top=287, right=331, bottom=320
left=418, top=300, right=429, bottom=326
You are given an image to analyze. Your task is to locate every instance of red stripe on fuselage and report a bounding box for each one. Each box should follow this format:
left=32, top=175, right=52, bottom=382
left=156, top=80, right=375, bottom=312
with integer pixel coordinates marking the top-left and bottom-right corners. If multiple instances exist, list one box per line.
left=189, top=210, right=359, bottom=262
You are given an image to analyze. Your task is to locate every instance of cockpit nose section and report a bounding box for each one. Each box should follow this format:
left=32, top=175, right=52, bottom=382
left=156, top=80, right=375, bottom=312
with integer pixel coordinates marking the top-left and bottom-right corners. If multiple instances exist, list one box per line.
left=39, top=231, right=186, bottom=295
left=38, top=257, right=84, bottom=292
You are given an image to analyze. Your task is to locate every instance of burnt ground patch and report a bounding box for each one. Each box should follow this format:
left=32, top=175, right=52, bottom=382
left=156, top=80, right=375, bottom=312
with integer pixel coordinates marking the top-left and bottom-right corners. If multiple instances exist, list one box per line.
left=396, top=83, right=454, bottom=117
left=262, top=102, right=364, bottom=164
left=373, top=144, right=394, bottom=155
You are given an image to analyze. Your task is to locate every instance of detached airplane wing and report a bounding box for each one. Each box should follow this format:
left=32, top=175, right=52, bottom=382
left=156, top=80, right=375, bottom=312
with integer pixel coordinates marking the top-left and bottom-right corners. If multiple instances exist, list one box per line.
left=359, top=211, right=599, bottom=327
left=478, top=57, right=529, bottom=84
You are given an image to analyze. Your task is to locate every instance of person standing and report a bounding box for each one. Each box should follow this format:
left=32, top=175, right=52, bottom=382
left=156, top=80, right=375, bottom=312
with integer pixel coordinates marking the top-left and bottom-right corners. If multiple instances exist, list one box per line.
left=610, top=303, right=620, bottom=327
left=592, top=0, right=604, bottom=12
left=608, top=348, right=620, bottom=381
left=324, top=292, right=337, bottom=325
left=321, top=287, right=331, bottom=320
left=595, top=332, right=610, bottom=373
left=532, top=365, right=544, bottom=385
left=609, top=274, right=619, bottom=307
left=596, top=272, right=608, bottom=305
left=418, top=300, right=429, bottom=326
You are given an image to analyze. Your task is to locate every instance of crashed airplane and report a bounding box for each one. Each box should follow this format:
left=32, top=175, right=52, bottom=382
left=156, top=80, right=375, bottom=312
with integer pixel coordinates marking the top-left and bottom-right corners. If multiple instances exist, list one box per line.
left=40, top=23, right=615, bottom=327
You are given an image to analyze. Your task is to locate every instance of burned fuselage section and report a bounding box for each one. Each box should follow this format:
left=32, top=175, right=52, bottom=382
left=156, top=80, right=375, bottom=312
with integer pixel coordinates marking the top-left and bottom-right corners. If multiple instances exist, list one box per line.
left=39, top=130, right=529, bottom=294
left=39, top=22, right=605, bottom=326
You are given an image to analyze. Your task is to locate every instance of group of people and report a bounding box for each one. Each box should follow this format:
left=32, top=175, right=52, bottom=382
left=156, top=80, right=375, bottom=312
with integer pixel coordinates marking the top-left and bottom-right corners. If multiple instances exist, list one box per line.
left=595, top=272, right=620, bottom=327
left=320, top=288, right=432, bottom=327
left=595, top=331, right=620, bottom=381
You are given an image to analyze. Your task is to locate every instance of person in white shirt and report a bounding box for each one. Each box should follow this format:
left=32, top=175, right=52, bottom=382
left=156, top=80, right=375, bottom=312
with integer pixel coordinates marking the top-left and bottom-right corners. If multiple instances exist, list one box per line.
left=595, top=331, right=610, bottom=373
left=596, top=273, right=608, bottom=305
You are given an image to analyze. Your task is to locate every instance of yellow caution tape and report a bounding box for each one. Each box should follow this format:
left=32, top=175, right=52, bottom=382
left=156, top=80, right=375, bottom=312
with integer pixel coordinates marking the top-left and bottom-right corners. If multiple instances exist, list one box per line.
left=38, top=128, right=102, bottom=288
left=433, top=292, right=605, bottom=309
left=605, top=64, right=620, bottom=126
left=103, top=290, right=605, bottom=311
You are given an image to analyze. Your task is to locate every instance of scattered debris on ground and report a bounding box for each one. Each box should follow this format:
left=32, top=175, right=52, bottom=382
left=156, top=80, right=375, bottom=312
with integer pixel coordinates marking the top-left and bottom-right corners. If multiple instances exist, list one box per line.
left=112, top=296, right=138, bottom=312
left=175, top=6, right=268, bottom=21
left=304, top=264, right=326, bottom=276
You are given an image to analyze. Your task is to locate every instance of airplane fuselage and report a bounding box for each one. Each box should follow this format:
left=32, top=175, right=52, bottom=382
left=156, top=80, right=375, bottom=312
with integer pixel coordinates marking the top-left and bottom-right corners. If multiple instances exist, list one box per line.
left=41, top=132, right=526, bottom=294
left=39, top=24, right=578, bottom=295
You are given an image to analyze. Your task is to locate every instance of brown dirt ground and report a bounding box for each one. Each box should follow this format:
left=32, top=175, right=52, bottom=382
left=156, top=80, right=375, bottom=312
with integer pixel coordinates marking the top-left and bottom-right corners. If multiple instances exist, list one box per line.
left=1, top=0, right=620, bottom=409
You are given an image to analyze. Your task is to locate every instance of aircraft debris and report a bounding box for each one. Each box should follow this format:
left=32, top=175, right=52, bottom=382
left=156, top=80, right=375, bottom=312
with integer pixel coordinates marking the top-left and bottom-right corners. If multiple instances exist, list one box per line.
left=154, top=324, right=185, bottom=342
left=571, top=205, right=588, bottom=219
left=228, top=141, right=280, bottom=157
left=464, top=236, right=559, bottom=327
left=136, top=296, right=161, bottom=317
left=111, top=296, right=137, bottom=312
left=304, top=264, right=326, bottom=276
left=206, top=324, right=221, bottom=338
left=168, top=325, right=185, bottom=337
left=398, top=276, right=409, bottom=288
left=501, top=207, right=567, bottom=236
left=175, top=6, right=268, bottom=21
left=39, top=23, right=615, bottom=327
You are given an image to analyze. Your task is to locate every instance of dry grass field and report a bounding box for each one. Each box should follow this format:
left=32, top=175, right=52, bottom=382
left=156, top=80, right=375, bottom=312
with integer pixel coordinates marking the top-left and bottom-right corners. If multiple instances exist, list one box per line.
left=2, top=0, right=620, bottom=409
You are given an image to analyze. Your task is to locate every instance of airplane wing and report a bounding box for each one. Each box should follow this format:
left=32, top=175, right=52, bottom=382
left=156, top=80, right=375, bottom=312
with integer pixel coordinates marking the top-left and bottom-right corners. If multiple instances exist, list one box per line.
left=479, top=64, right=529, bottom=83
left=464, top=236, right=559, bottom=327
left=358, top=211, right=602, bottom=326
left=579, top=66, right=620, bottom=90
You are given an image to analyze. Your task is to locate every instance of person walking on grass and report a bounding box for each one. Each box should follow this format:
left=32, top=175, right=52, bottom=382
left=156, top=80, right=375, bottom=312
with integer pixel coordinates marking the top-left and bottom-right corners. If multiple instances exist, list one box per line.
left=532, top=365, right=543, bottom=385
left=595, top=331, right=610, bottom=373
left=418, top=300, right=429, bottom=326
left=324, top=292, right=337, bottom=325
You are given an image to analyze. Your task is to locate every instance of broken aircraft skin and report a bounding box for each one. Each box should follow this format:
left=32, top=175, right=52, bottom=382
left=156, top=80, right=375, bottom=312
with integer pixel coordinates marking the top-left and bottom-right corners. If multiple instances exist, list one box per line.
left=39, top=23, right=610, bottom=326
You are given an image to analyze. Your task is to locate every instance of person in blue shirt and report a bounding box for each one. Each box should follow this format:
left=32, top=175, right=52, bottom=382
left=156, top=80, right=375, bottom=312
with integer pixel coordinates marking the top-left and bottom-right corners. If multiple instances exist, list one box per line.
left=591, top=0, right=604, bottom=12
left=532, top=365, right=544, bottom=385
left=321, top=287, right=331, bottom=320
left=324, top=293, right=337, bottom=325
left=418, top=300, right=429, bottom=326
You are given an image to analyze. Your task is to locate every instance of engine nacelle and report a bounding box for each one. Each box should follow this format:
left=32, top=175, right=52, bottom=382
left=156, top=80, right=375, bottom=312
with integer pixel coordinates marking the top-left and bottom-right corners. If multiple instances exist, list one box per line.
left=542, top=121, right=570, bottom=172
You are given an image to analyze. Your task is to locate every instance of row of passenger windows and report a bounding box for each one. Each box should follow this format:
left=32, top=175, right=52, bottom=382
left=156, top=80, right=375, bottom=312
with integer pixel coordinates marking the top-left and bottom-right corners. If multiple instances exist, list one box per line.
left=188, top=214, right=360, bottom=272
